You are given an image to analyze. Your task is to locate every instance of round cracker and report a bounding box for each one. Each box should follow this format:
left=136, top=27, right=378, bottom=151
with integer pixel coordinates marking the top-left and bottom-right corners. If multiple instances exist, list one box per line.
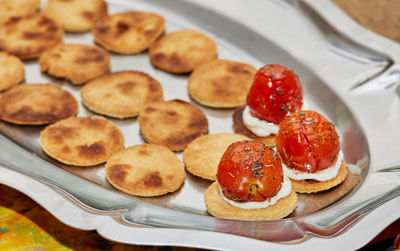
left=40, top=116, right=124, bottom=166
left=0, top=52, right=25, bottom=92
left=0, top=0, right=40, bottom=25
left=0, top=83, right=78, bottom=125
left=81, top=70, right=163, bottom=118
left=290, top=160, right=348, bottom=193
left=138, top=99, right=209, bottom=151
left=205, top=182, right=297, bottom=221
left=43, top=0, right=108, bottom=32
left=188, top=59, right=257, bottom=108
left=93, top=11, right=165, bottom=54
left=232, top=106, right=276, bottom=146
left=39, top=43, right=110, bottom=85
left=149, top=29, right=217, bottom=74
left=183, top=133, right=249, bottom=180
left=0, top=13, right=63, bottom=60
left=106, top=144, right=185, bottom=197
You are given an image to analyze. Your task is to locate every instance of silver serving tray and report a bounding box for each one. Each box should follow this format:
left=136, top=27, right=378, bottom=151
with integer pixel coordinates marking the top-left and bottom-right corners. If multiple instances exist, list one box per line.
left=0, top=0, right=399, bottom=250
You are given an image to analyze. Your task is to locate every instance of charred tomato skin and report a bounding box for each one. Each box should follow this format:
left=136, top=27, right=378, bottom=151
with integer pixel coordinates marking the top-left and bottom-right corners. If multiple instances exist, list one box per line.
left=276, top=111, right=340, bottom=173
left=247, top=64, right=303, bottom=125
left=217, top=140, right=284, bottom=202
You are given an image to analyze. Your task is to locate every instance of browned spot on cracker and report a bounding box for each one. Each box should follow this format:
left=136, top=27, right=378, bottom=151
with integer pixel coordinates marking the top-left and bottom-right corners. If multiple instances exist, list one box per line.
left=97, top=26, right=109, bottom=34
left=168, top=52, right=185, bottom=69
left=4, top=17, right=22, bottom=25
left=116, top=21, right=130, bottom=36
left=109, top=128, right=121, bottom=140
left=108, top=164, right=129, bottom=186
left=51, top=53, right=61, bottom=59
left=62, top=146, right=71, bottom=153
left=212, top=79, right=236, bottom=97
left=138, top=149, right=150, bottom=156
left=79, top=117, right=106, bottom=129
left=47, top=25, right=59, bottom=32
left=165, top=132, right=201, bottom=146
left=166, top=111, right=177, bottom=116
left=10, top=48, right=31, bottom=58
left=82, top=11, right=94, bottom=20
left=148, top=82, right=159, bottom=92
left=45, top=34, right=57, bottom=41
left=138, top=117, right=148, bottom=124
left=9, top=106, right=59, bottom=122
left=167, top=175, right=174, bottom=180
left=144, top=29, right=156, bottom=37
left=78, top=142, right=106, bottom=158
left=143, top=171, right=163, bottom=188
left=145, top=107, right=156, bottom=113
left=75, top=48, right=105, bottom=64
left=100, top=1, right=108, bottom=13
left=188, top=116, right=208, bottom=130
left=153, top=52, right=165, bottom=62
left=23, top=32, right=44, bottom=39
left=38, top=16, right=52, bottom=26
left=116, top=81, right=136, bottom=94
left=228, top=63, right=252, bottom=75
left=46, top=126, right=76, bottom=144
left=162, top=111, right=179, bottom=124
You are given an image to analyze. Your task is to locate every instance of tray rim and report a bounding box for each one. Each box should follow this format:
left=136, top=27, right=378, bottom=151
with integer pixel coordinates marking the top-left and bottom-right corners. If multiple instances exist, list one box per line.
left=0, top=165, right=398, bottom=251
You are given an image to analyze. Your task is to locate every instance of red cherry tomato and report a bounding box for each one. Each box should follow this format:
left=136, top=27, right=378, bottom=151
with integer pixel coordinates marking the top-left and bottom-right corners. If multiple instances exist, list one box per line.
left=217, top=140, right=283, bottom=202
left=276, top=111, right=340, bottom=173
left=247, top=64, right=303, bottom=125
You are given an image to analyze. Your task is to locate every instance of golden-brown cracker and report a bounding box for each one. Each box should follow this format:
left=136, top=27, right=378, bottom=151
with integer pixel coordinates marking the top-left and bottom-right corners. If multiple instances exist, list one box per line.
left=149, top=29, right=217, bottom=74
left=40, top=116, right=124, bottom=166
left=291, top=160, right=348, bottom=193
left=39, top=43, right=110, bottom=85
left=93, top=11, right=165, bottom=54
left=81, top=70, right=163, bottom=119
left=43, top=0, right=108, bottom=33
left=138, top=99, right=208, bottom=151
left=232, top=106, right=276, bottom=146
left=0, top=0, right=40, bottom=25
left=0, top=83, right=78, bottom=125
left=106, top=144, right=185, bottom=197
left=205, top=182, right=297, bottom=221
left=0, top=52, right=24, bottom=92
left=188, top=59, right=256, bottom=108
left=183, top=133, right=249, bottom=180
left=0, top=13, right=63, bottom=60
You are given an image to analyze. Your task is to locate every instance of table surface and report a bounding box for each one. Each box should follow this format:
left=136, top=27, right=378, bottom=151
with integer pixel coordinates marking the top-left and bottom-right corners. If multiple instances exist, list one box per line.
left=0, top=0, right=399, bottom=250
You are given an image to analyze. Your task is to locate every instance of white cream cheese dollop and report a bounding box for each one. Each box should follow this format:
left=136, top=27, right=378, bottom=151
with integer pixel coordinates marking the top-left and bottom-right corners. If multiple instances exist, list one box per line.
left=218, top=175, right=292, bottom=209
left=283, top=151, right=344, bottom=181
left=242, top=106, right=279, bottom=137
left=242, top=100, right=310, bottom=137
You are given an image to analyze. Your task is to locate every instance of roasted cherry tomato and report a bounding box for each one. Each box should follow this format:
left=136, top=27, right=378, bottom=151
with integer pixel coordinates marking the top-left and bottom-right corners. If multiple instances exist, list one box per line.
left=217, top=140, right=283, bottom=202
left=247, top=64, right=303, bottom=125
left=276, top=111, right=340, bottom=173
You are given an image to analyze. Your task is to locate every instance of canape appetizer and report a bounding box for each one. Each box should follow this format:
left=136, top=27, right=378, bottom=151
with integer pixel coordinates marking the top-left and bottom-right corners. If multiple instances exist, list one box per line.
left=276, top=111, right=348, bottom=193
left=233, top=64, right=306, bottom=146
left=204, top=140, right=297, bottom=220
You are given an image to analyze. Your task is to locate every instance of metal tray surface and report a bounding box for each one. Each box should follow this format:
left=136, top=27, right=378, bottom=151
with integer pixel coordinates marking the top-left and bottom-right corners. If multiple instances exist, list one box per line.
left=0, top=0, right=399, bottom=250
